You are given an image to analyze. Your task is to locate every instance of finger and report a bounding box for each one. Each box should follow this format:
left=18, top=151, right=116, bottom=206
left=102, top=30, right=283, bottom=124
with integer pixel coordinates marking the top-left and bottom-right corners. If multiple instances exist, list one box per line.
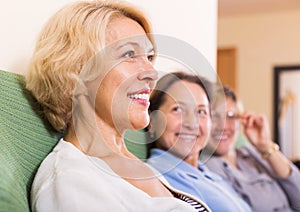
left=246, top=114, right=256, bottom=128
left=238, top=112, right=252, bottom=125
left=255, top=116, right=264, bottom=127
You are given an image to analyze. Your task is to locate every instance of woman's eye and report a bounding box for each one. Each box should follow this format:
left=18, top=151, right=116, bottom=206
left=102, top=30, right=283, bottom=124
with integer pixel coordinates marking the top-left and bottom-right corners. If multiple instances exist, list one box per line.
left=172, top=106, right=182, bottom=113
left=198, top=109, right=207, bottom=116
left=147, top=54, right=154, bottom=62
left=226, top=111, right=237, bottom=119
left=122, top=50, right=135, bottom=59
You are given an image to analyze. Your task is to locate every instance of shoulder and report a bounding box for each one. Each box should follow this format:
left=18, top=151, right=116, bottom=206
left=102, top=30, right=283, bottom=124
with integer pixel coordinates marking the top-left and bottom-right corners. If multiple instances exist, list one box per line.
left=147, top=149, right=185, bottom=175
left=33, top=139, right=96, bottom=181
left=204, top=155, right=225, bottom=171
left=31, top=139, right=119, bottom=208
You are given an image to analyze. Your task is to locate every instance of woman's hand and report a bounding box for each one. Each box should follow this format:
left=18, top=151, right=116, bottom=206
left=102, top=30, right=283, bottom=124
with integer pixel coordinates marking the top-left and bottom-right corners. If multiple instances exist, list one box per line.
left=240, top=112, right=273, bottom=153
left=240, top=112, right=291, bottom=177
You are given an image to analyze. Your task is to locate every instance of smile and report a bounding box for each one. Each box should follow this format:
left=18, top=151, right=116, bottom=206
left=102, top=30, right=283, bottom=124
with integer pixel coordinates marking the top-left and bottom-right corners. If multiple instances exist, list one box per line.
left=128, top=93, right=149, bottom=100
left=177, top=133, right=198, bottom=142
left=212, top=133, right=229, bottom=141
left=128, top=89, right=150, bottom=107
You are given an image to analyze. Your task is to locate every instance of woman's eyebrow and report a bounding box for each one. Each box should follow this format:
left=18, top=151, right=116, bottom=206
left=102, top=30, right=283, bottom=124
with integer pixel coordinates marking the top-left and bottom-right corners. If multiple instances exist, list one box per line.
left=115, top=41, right=154, bottom=52
left=175, top=101, right=208, bottom=108
left=115, top=41, right=139, bottom=50
left=147, top=48, right=155, bottom=53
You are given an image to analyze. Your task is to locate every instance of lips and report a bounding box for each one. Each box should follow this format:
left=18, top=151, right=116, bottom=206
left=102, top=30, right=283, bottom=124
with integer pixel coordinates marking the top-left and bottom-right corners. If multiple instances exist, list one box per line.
left=211, top=132, right=229, bottom=142
left=128, top=93, right=150, bottom=100
left=176, top=133, right=198, bottom=142
left=128, top=88, right=150, bottom=107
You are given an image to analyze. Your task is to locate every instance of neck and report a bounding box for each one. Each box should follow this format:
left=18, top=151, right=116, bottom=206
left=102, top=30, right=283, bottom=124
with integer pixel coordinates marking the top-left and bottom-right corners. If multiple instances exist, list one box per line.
left=64, top=115, right=133, bottom=159
left=184, top=155, right=199, bottom=168
left=66, top=92, right=133, bottom=158
left=222, top=148, right=238, bottom=168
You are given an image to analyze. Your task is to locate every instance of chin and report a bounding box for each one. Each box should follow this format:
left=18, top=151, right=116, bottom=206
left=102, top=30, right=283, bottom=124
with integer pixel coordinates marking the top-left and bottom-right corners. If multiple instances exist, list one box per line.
left=128, top=105, right=149, bottom=126
left=130, top=117, right=149, bottom=130
left=214, top=148, right=227, bottom=156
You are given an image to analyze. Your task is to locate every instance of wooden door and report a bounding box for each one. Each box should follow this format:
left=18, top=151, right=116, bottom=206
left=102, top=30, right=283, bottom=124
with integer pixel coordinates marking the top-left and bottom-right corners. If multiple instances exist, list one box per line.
left=217, top=48, right=236, bottom=91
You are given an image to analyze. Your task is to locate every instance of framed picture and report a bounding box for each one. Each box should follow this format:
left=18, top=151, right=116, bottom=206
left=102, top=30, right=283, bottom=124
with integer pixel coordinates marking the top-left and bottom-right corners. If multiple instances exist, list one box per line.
left=273, top=65, right=300, bottom=161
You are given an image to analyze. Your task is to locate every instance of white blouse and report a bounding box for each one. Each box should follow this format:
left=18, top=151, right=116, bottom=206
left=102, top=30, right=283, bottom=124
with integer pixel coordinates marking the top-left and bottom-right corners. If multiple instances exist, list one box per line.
left=31, top=139, right=210, bottom=212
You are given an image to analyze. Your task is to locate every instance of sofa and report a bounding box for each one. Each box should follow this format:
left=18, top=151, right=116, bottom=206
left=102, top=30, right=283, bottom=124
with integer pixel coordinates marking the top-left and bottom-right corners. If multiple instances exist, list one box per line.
left=0, top=69, right=147, bottom=211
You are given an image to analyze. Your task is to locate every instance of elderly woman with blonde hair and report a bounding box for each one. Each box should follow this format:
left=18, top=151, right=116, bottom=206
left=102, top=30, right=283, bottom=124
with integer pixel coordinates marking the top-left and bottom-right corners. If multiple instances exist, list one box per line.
left=26, top=1, right=210, bottom=211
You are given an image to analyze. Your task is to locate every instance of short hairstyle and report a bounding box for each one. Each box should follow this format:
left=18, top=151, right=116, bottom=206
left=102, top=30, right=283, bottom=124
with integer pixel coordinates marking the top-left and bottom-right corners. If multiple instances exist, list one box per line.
left=220, top=85, right=244, bottom=114
left=146, top=71, right=215, bottom=157
left=223, top=86, right=237, bottom=102
left=26, top=0, right=154, bottom=132
left=149, top=71, right=214, bottom=113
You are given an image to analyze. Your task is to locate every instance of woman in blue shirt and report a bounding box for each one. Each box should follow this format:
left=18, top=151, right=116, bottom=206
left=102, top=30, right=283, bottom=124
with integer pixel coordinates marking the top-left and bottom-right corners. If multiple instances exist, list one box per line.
left=146, top=71, right=251, bottom=212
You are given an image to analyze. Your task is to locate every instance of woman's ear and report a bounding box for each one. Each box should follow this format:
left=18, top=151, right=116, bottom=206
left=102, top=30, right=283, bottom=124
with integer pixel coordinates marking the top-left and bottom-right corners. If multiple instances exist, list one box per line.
left=148, top=109, right=166, bottom=140
left=147, top=121, right=156, bottom=139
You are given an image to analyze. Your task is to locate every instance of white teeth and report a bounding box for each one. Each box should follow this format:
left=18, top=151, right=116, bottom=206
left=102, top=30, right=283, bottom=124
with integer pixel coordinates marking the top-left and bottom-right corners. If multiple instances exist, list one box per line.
left=213, top=134, right=228, bottom=141
left=178, top=134, right=197, bottom=141
left=128, top=93, right=149, bottom=100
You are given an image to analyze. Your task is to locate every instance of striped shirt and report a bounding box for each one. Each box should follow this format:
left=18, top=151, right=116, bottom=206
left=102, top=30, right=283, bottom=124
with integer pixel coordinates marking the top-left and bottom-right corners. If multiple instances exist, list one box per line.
left=170, top=188, right=210, bottom=212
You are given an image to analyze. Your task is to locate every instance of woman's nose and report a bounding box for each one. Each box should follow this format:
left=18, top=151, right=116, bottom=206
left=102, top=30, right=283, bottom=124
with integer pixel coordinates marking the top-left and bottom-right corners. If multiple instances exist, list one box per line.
left=182, top=112, right=198, bottom=129
left=137, top=57, right=158, bottom=82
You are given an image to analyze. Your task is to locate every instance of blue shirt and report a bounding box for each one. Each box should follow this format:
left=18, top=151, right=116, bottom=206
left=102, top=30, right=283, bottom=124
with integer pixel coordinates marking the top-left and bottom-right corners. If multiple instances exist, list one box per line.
left=147, top=149, right=251, bottom=212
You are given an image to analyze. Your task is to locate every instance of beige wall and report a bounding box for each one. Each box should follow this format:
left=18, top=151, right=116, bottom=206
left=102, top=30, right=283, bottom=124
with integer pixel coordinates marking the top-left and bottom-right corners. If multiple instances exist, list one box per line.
left=218, top=9, right=300, bottom=135
left=0, top=0, right=217, bottom=80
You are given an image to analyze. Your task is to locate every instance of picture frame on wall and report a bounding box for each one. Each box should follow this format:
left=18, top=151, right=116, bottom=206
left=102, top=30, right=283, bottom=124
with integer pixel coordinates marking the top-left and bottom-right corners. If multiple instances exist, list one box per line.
left=273, top=65, right=300, bottom=162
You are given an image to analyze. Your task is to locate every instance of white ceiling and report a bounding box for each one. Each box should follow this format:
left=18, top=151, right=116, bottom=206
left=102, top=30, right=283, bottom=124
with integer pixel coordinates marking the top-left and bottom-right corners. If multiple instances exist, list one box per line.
left=218, top=0, right=300, bottom=17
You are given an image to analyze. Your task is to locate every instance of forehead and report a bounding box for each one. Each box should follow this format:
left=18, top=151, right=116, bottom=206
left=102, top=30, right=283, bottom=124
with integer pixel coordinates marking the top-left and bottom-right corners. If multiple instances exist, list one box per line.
left=214, top=96, right=237, bottom=113
left=226, top=97, right=237, bottom=110
left=105, top=16, right=151, bottom=47
left=164, top=80, right=208, bottom=105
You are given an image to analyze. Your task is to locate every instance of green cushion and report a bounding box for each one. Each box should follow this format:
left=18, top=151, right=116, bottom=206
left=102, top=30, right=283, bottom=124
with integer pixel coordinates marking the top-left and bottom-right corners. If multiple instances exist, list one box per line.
left=235, top=132, right=250, bottom=148
left=0, top=70, right=147, bottom=211
left=0, top=70, right=63, bottom=211
left=124, top=129, right=147, bottom=161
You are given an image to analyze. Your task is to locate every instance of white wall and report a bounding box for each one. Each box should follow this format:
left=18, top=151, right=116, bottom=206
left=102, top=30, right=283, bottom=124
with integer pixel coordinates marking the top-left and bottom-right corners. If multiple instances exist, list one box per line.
left=280, top=71, right=300, bottom=159
left=0, top=0, right=77, bottom=74
left=218, top=10, right=300, bottom=135
left=0, top=0, right=217, bottom=80
left=128, top=0, right=217, bottom=80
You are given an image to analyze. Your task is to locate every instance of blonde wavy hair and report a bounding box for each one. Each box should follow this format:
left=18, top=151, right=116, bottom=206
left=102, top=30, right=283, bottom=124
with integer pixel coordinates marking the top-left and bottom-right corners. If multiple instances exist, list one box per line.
left=26, top=0, right=154, bottom=132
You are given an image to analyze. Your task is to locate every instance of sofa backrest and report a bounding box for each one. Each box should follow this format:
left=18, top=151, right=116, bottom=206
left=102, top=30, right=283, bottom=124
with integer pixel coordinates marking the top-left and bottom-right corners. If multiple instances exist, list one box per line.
left=0, top=70, right=64, bottom=211
left=0, top=70, right=147, bottom=211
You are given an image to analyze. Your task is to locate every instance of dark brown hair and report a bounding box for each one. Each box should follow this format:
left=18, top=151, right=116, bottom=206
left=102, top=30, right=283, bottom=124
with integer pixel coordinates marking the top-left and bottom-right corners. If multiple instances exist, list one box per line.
left=146, top=71, right=215, bottom=157
left=223, top=85, right=237, bottom=102
left=149, top=71, right=214, bottom=113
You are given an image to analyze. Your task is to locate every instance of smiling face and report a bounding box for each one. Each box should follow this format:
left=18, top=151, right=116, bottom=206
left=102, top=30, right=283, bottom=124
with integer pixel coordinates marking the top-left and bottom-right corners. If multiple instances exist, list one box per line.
left=93, top=16, right=157, bottom=133
left=152, top=80, right=211, bottom=160
left=210, top=96, right=240, bottom=155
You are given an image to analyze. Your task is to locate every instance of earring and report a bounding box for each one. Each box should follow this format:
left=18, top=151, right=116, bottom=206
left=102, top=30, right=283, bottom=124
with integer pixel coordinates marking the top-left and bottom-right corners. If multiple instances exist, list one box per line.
left=150, top=132, right=155, bottom=139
